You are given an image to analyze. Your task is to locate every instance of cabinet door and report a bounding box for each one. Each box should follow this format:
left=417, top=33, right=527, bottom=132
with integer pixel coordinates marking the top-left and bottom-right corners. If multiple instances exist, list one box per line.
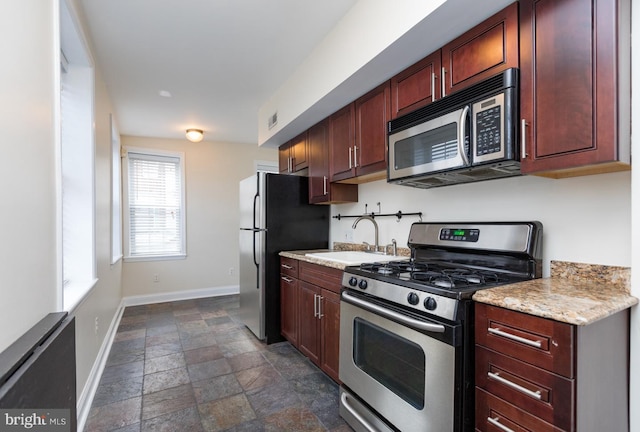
left=475, top=388, right=563, bottom=432
left=308, top=120, right=358, bottom=204
left=475, top=346, right=575, bottom=431
left=520, top=0, right=627, bottom=175
left=329, top=104, right=356, bottom=182
left=278, top=142, right=291, bottom=173
left=354, top=81, right=390, bottom=179
left=441, top=2, right=518, bottom=96
left=280, top=274, right=298, bottom=347
left=298, top=281, right=320, bottom=365
left=308, top=119, right=330, bottom=203
left=290, top=131, right=309, bottom=171
left=475, top=303, right=574, bottom=378
left=320, top=289, right=340, bottom=383
left=390, top=51, right=442, bottom=119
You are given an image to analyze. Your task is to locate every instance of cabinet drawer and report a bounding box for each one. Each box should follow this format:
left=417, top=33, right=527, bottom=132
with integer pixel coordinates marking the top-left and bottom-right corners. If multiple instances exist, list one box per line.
left=476, top=346, right=574, bottom=431
left=476, top=388, right=563, bottom=432
left=280, top=257, right=299, bottom=278
left=475, top=303, right=574, bottom=377
left=299, top=261, right=343, bottom=294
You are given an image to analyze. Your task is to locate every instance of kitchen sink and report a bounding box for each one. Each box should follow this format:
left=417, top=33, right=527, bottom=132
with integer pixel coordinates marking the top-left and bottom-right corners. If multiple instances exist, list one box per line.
left=305, top=250, right=408, bottom=265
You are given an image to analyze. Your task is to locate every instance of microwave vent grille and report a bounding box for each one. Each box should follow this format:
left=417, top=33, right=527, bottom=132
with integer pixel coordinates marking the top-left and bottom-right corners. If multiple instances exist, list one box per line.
left=389, top=68, right=519, bottom=133
left=392, top=161, right=521, bottom=189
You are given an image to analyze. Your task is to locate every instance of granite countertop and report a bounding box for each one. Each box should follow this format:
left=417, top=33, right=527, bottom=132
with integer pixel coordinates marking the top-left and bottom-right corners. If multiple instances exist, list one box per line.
left=473, top=261, right=637, bottom=326
left=279, top=242, right=412, bottom=270
left=279, top=249, right=349, bottom=270
left=280, top=249, right=638, bottom=326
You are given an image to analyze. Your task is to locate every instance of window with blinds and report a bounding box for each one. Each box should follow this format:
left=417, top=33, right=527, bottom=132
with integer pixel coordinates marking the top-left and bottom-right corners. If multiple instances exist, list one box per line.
left=125, top=150, right=186, bottom=259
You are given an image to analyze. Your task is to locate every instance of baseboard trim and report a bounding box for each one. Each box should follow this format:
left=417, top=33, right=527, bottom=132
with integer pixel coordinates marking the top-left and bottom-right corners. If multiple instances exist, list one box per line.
left=121, top=285, right=239, bottom=307
left=75, top=285, right=239, bottom=430
left=76, top=303, right=124, bottom=432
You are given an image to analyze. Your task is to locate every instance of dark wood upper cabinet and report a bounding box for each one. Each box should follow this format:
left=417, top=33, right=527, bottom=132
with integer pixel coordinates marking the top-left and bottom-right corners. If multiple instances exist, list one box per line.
left=308, top=118, right=357, bottom=204
left=390, top=51, right=442, bottom=119
left=329, top=104, right=356, bottom=182
left=278, top=143, right=290, bottom=173
left=330, top=82, right=390, bottom=183
left=354, top=81, right=391, bottom=180
left=390, top=3, right=518, bottom=121
left=308, top=119, right=330, bottom=202
left=519, top=0, right=630, bottom=177
left=278, top=131, right=309, bottom=174
left=441, top=2, right=519, bottom=96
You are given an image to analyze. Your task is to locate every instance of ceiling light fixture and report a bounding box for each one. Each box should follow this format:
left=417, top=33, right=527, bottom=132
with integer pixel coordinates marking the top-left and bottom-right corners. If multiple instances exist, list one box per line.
left=185, top=129, right=204, bottom=142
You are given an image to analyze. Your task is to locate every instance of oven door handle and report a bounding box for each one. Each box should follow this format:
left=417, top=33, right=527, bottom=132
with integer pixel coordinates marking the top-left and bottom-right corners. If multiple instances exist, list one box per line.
left=340, top=392, right=380, bottom=432
left=342, top=291, right=445, bottom=333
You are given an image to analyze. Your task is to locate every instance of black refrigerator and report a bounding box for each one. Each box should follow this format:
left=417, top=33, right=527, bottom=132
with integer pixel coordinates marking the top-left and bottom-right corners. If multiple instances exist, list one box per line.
left=238, top=172, right=330, bottom=344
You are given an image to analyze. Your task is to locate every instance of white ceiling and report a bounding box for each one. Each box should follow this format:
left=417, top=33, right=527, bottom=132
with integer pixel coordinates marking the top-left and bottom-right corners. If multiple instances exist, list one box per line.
left=80, top=0, right=358, bottom=144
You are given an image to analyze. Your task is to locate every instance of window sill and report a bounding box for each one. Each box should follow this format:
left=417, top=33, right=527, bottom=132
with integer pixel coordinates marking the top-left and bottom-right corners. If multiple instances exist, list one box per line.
left=124, top=254, right=187, bottom=263
left=111, top=254, right=123, bottom=265
left=64, top=278, right=99, bottom=313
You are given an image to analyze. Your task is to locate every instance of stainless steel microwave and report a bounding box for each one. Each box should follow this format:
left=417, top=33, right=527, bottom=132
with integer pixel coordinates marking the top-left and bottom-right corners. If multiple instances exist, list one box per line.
left=388, top=68, right=521, bottom=189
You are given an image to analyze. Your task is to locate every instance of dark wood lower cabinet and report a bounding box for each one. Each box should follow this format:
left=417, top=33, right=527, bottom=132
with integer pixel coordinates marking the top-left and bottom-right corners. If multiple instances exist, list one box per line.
left=280, top=258, right=342, bottom=383
left=298, top=281, right=321, bottom=365
left=476, top=388, right=563, bottom=432
left=475, top=303, right=630, bottom=432
left=319, top=290, right=340, bottom=382
left=279, top=272, right=298, bottom=347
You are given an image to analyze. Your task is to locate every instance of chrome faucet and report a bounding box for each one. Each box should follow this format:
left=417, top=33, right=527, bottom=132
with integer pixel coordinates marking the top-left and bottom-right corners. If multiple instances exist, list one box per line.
left=352, top=215, right=379, bottom=253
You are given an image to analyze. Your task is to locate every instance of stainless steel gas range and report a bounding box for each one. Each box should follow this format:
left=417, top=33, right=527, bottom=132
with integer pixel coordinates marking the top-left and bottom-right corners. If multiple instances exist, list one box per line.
left=338, top=221, right=543, bottom=432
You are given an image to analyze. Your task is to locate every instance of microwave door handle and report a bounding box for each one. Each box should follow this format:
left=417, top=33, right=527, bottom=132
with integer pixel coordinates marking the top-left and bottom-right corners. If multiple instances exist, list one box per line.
left=458, top=105, right=470, bottom=166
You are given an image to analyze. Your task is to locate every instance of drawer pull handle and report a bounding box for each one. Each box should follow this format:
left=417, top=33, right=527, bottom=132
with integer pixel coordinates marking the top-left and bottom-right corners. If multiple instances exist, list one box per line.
left=488, top=327, right=542, bottom=348
left=488, top=371, right=542, bottom=400
left=281, top=276, right=293, bottom=283
left=488, top=417, right=515, bottom=432
left=281, top=264, right=293, bottom=270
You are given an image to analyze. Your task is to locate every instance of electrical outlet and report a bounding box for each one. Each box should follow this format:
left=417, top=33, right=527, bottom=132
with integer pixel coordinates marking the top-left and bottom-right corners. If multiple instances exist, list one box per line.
left=153, top=274, right=159, bottom=282
left=228, top=267, right=234, bottom=276
left=94, top=317, right=99, bottom=335
left=345, top=230, right=354, bottom=243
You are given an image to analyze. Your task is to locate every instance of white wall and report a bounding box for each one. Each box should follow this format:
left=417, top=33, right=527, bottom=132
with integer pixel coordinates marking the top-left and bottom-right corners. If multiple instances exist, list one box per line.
left=258, top=0, right=515, bottom=147
left=0, top=1, right=59, bottom=351
left=331, top=172, right=631, bottom=275
left=70, top=65, right=124, bottom=408
left=120, top=136, right=277, bottom=298
left=0, top=0, right=124, bottom=414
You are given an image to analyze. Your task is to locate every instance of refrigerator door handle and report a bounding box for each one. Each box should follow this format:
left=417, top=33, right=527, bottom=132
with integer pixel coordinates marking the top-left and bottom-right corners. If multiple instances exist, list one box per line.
left=252, top=192, right=259, bottom=230
left=253, top=230, right=259, bottom=270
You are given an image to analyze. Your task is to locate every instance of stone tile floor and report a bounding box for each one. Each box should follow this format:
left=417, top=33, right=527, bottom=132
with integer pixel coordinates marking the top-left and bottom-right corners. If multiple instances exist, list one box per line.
left=84, top=295, right=352, bottom=432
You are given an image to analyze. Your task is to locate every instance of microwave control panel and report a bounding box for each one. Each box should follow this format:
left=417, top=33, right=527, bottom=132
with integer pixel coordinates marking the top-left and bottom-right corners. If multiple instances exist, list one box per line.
left=473, top=93, right=506, bottom=162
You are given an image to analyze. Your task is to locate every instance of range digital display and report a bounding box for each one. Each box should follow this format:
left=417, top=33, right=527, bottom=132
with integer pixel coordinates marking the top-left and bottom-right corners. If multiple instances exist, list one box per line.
left=440, top=228, right=480, bottom=242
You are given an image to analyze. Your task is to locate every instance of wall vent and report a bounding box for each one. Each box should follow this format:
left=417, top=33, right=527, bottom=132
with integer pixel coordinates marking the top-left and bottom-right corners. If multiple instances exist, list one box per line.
left=268, top=112, right=278, bottom=130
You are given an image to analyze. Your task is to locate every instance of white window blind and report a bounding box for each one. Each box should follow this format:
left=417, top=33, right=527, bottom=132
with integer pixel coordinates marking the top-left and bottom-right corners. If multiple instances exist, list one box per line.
left=127, top=151, right=185, bottom=258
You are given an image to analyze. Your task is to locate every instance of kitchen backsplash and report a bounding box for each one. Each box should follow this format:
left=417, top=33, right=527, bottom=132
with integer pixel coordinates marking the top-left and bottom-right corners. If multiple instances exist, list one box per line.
left=330, top=172, right=631, bottom=277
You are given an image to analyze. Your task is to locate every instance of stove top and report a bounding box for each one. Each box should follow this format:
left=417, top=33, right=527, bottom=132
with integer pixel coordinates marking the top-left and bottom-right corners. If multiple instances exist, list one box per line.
left=358, top=260, right=521, bottom=290
left=347, top=259, right=527, bottom=296
left=341, top=222, right=543, bottom=322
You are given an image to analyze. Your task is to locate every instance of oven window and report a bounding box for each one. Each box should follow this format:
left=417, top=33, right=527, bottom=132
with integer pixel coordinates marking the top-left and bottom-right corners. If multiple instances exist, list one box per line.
left=394, top=122, right=458, bottom=170
left=353, top=318, right=425, bottom=409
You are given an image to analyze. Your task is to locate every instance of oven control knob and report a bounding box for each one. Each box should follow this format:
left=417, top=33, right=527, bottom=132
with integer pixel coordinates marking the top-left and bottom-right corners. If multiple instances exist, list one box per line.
left=358, top=279, right=368, bottom=290
left=348, top=277, right=358, bottom=287
left=424, top=296, right=437, bottom=311
left=407, top=292, right=420, bottom=305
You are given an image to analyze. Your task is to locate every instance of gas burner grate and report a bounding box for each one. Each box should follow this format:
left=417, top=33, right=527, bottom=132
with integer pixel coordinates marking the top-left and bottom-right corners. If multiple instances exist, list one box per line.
left=411, top=269, right=502, bottom=289
left=388, top=261, right=429, bottom=272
